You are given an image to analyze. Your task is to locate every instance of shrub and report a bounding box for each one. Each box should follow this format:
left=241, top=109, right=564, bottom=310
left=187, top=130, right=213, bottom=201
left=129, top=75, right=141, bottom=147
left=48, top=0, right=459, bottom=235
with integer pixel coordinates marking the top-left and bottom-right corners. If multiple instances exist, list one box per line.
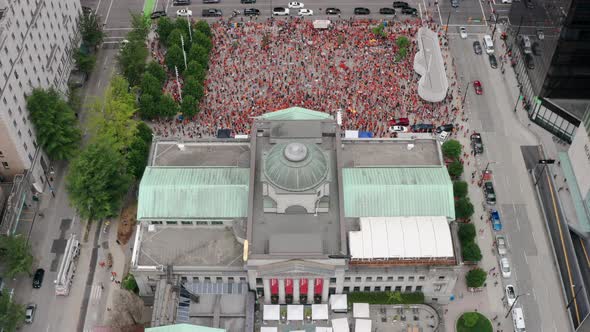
left=347, top=291, right=424, bottom=305
left=458, top=223, right=476, bottom=243
left=462, top=312, right=480, bottom=327
left=122, top=273, right=139, bottom=294
left=456, top=197, right=475, bottom=220
left=465, top=268, right=487, bottom=288
left=442, top=139, right=462, bottom=160
left=462, top=241, right=482, bottom=262
left=457, top=312, right=493, bottom=332
left=453, top=181, right=468, bottom=198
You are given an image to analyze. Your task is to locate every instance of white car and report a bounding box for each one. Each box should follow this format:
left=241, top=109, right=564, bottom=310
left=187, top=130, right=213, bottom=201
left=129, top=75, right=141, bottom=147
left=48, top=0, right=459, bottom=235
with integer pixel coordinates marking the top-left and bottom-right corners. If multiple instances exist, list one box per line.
left=505, top=285, right=516, bottom=306
left=496, top=235, right=508, bottom=255
left=501, top=0, right=512, bottom=3
left=25, top=303, right=36, bottom=324
left=298, top=8, right=313, bottom=16
left=288, top=1, right=304, bottom=8
left=459, top=26, right=467, bottom=39
left=273, top=7, right=290, bottom=15
left=176, top=8, right=192, bottom=17
left=500, top=257, right=511, bottom=278
left=389, top=125, right=408, bottom=133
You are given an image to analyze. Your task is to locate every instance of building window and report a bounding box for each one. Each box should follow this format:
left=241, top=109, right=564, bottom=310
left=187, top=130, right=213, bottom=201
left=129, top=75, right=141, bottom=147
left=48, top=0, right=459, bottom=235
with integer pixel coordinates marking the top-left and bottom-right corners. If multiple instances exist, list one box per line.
left=363, top=286, right=370, bottom=292
left=432, top=298, right=438, bottom=302
left=438, top=276, right=445, bottom=280
left=374, top=286, right=381, bottom=291
left=216, top=277, right=222, bottom=282
left=366, top=276, right=372, bottom=282
left=395, top=286, right=402, bottom=292
left=329, top=287, right=336, bottom=295
left=240, top=277, right=246, bottom=282
left=211, top=221, right=223, bottom=225
left=257, top=287, right=264, bottom=297
left=419, top=276, right=425, bottom=281
left=415, top=285, right=423, bottom=292
left=329, top=278, right=336, bottom=284
left=384, top=286, right=391, bottom=291
left=409, top=276, right=415, bottom=282
left=353, top=287, right=360, bottom=292
left=397, top=276, right=404, bottom=281
left=387, top=276, right=394, bottom=281
left=0, top=151, right=3, bottom=157
left=434, top=284, right=443, bottom=292
left=376, top=276, right=383, bottom=281
left=256, top=278, right=262, bottom=285
left=181, top=276, right=187, bottom=283
left=228, top=277, right=234, bottom=282
left=344, top=277, right=351, bottom=282
left=166, top=221, right=177, bottom=225
left=204, top=277, right=211, bottom=281
left=196, top=221, right=208, bottom=225
left=2, top=162, right=8, bottom=169
left=181, top=221, right=192, bottom=225
left=405, top=286, right=412, bottom=292
left=151, top=221, right=163, bottom=225
left=343, top=287, right=350, bottom=293
left=355, top=277, right=361, bottom=282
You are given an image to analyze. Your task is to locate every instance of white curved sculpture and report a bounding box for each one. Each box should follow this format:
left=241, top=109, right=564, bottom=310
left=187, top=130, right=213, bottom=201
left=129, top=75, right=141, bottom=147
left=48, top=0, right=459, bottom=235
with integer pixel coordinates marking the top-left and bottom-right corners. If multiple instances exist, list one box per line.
left=413, top=27, right=449, bottom=103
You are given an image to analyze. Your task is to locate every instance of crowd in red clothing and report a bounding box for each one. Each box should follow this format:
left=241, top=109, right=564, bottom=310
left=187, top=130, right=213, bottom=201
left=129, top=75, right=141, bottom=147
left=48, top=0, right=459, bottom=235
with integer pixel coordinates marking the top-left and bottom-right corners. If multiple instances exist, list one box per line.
left=152, top=17, right=462, bottom=139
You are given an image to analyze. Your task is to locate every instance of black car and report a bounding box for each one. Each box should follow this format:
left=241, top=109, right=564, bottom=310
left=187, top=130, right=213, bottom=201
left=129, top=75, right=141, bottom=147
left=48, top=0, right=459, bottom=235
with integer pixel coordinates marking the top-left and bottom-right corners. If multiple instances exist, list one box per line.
left=401, top=7, right=418, bottom=15
left=325, top=8, right=341, bottom=15
left=33, top=268, right=44, bottom=289
left=470, top=132, right=484, bottom=154
left=411, top=123, right=435, bottom=132
left=150, top=10, right=167, bottom=19
left=173, top=0, right=191, bottom=5
left=525, top=54, right=535, bottom=69
left=241, top=0, right=256, bottom=3
left=244, top=8, right=260, bottom=15
left=488, top=54, right=498, bottom=69
left=354, top=7, right=370, bottom=15
left=203, top=0, right=220, bottom=3
left=484, top=182, right=497, bottom=205
left=451, top=0, right=460, bottom=7
left=393, top=1, right=409, bottom=8
left=524, top=0, right=534, bottom=8
left=202, top=8, right=222, bottom=16
left=436, top=124, right=454, bottom=133
left=473, top=41, right=482, bottom=55
left=379, top=7, right=396, bottom=15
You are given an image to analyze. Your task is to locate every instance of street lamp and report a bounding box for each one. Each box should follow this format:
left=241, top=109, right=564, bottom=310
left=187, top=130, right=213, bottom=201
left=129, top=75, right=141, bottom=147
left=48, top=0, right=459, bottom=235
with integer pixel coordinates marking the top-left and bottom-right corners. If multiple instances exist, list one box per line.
left=505, top=292, right=530, bottom=318
left=478, top=161, right=496, bottom=186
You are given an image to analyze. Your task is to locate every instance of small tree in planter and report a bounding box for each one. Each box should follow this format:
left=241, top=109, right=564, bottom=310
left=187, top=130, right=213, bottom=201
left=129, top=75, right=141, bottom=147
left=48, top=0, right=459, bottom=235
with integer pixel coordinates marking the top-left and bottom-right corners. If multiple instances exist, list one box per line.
left=442, top=139, right=462, bottom=160
left=455, top=197, right=475, bottom=220
left=453, top=181, right=469, bottom=198
left=458, top=223, right=476, bottom=243
left=448, top=160, right=464, bottom=179
left=462, top=242, right=482, bottom=262
left=466, top=268, right=487, bottom=288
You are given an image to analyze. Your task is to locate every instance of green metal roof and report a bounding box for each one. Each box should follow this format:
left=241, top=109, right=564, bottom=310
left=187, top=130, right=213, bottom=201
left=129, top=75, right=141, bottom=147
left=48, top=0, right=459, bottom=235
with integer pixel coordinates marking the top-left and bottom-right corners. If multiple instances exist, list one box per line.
left=138, top=167, right=249, bottom=220
left=342, top=167, right=455, bottom=219
left=146, top=324, right=225, bottom=332
left=264, top=142, right=329, bottom=192
left=260, top=107, right=333, bottom=120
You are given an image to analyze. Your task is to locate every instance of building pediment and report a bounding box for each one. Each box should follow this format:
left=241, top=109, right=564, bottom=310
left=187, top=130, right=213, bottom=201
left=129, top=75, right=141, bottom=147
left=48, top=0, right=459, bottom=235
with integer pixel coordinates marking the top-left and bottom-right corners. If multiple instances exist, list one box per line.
left=256, top=260, right=336, bottom=278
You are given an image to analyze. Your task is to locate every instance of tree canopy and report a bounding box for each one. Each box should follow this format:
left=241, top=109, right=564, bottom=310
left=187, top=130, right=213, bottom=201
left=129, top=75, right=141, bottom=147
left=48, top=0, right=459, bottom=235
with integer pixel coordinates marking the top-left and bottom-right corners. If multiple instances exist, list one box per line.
left=0, top=291, right=25, bottom=331
left=458, top=223, right=476, bottom=244
left=462, top=241, right=482, bottom=262
left=146, top=62, right=167, bottom=86
left=0, top=235, right=33, bottom=278
left=448, top=160, right=464, bottom=178
left=74, top=49, right=97, bottom=75
left=183, top=76, right=204, bottom=101
left=442, top=139, right=462, bottom=160
left=455, top=197, right=475, bottom=220
left=466, top=268, right=487, bottom=288
left=180, top=95, right=199, bottom=117
left=156, top=17, right=175, bottom=46
left=166, top=44, right=185, bottom=72
left=194, top=20, right=212, bottom=37
left=126, top=122, right=152, bottom=179
left=79, top=11, right=104, bottom=49
left=188, top=44, right=209, bottom=70
left=453, top=180, right=469, bottom=198
left=26, top=88, right=81, bottom=161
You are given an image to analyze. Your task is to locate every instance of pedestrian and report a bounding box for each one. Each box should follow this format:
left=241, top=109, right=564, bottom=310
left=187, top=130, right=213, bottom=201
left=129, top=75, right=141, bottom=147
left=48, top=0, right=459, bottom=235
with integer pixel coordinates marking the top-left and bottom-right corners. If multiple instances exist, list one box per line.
left=107, top=307, right=111, bottom=311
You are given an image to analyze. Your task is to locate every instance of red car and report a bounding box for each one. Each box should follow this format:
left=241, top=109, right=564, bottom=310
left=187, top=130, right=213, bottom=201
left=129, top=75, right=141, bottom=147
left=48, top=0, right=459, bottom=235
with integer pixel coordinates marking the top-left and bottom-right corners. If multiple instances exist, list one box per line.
left=395, top=118, right=410, bottom=126
left=473, top=81, right=483, bottom=95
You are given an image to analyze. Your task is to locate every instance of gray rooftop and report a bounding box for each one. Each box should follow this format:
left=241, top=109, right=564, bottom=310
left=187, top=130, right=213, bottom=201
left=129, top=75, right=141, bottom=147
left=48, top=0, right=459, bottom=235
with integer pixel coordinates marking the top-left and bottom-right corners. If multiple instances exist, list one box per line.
left=151, top=140, right=250, bottom=167
left=340, top=139, right=442, bottom=167
left=137, top=226, right=243, bottom=267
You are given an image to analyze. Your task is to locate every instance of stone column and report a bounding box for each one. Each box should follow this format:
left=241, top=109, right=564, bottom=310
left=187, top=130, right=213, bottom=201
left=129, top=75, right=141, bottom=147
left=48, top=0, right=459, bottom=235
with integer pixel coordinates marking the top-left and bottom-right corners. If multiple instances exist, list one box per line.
left=322, top=278, right=330, bottom=303
left=335, top=269, right=345, bottom=294
left=278, top=279, right=286, bottom=304
left=263, top=279, right=271, bottom=304
left=307, top=278, right=314, bottom=302
left=293, top=279, right=300, bottom=304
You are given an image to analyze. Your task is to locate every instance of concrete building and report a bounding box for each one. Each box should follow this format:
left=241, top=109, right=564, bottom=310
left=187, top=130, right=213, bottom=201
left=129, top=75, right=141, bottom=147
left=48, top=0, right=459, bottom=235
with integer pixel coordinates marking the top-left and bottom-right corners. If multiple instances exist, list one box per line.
left=0, top=0, right=81, bottom=181
left=131, top=107, right=460, bottom=328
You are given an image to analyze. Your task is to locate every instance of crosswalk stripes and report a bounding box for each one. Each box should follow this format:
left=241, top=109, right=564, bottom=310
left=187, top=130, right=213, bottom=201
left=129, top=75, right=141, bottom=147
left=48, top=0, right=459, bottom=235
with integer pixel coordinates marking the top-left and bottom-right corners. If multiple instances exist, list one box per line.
left=90, top=284, right=103, bottom=304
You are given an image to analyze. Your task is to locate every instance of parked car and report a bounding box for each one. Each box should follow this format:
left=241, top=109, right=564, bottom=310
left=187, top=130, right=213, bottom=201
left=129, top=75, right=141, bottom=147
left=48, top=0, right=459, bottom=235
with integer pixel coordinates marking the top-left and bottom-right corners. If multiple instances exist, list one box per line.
left=496, top=234, right=508, bottom=255
left=288, top=1, right=304, bottom=8
left=244, top=8, right=260, bottom=15
left=436, top=124, right=454, bottom=133
left=401, top=7, right=418, bottom=15
left=459, top=26, right=467, bottom=39
left=354, top=7, right=370, bottom=15
left=484, top=181, right=497, bottom=205
left=241, top=0, right=256, bottom=3
left=491, top=209, right=502, bottom=231
left=25, top=304, right=36, bottom=324
left=506, top=285, right=517, bottom=306
left=451, top=0, right=460, bottom=8
left=202, top=8, right=222, bottom=16
left=325, top=8, right=341, bottom=15
left=176, top=8, right=192, bottom=17
left=489, top=54, right=498, bottom=69
left=470, top=132, right=484, bottom=154
left=379, top=7, right=396, bottom=15
left=500, top=257, right=512, bottom=278
left=473, top=41, right=482, bottom=55
left=411, top=123, right=434, bottom=132
left=298, top=8, right=313, bottom=16
left=394, top=118, right=410, bottom=126
left=173, top=0, right=191, bottom=5
left=389, top=125, right=408, bottom=133
left=203, top=0, right=220, bottom=2
left=473, top=80, right=483, bottom=95
left=150, top=10, right=167, bottom=19
left=272, top=7, right=290, bottom=15
left=393, top=1, right=409, bottom=8
left=33, top=268, right=44, bottom=289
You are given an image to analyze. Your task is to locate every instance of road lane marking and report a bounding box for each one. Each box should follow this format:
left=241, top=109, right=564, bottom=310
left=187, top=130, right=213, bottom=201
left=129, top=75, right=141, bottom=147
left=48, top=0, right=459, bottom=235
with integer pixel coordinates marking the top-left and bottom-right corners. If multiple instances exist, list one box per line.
left=436, top=4, right=443, bottom=25
left=95, top=0, right=103, bottom=15
left=532, top=286, right=536, bottom=300
left=104, top=0, right=114, bottom=25
left=478, top=0, right=488, bottom=25
left=546, top=168, right=581, bottom=325
left=523, top=251, right=528, bottom=265
left=580, top=238, right=590, bottom=268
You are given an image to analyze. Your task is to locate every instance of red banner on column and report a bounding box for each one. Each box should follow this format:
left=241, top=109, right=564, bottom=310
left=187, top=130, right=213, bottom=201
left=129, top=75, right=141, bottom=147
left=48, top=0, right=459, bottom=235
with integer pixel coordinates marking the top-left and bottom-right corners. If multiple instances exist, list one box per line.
left=300, top=279, right=308, bottom=294
left=285, top=279, right=293, bottom=295
left=270, top=278, right=278, bottom=295
left=314, top=278, right=323, bottom=295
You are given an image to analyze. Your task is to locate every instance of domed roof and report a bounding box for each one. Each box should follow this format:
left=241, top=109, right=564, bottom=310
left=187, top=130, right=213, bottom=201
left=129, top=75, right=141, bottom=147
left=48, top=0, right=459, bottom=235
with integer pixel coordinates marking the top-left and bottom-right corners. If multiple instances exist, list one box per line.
left=264, top=142, right=329, bottom=192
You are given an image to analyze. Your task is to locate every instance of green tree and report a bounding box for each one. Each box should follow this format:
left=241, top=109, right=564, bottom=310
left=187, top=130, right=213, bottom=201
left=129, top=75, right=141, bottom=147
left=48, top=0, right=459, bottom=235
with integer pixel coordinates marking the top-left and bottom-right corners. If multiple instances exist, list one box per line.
left=146, top=62, right=167, bottom=86
left=465, top=268, right=487, bottom=288
left=157, top=94, right=178, bottom=118
left=136, top=121, right=153, bottom=144
left=188, top=44, right=209, bottom=69
left=462, top=312, right=480, bottom=327
left=88, top=76, right=138, bottom=152
left=79, top=11, right=105, bottom=49
left=462, top=241, right=482, bottom=262
left=74, top=49, right=97, bottom=75
left=122, top=274, right=140, bottom=294
left=118, top=39, right=148, bottom=86
left=0, top=291, right=26, bottom=331
left=448, top=160, right=464, bottom=178
left=455, top=197, right=475, bottom=220
left=167, top=29, right=189, bottom=49
left=128, top=13, right=150, bottom=41
left=156, top=17, right=176, bottom=46
left=140, top=72, right=162, bottom=98
left=66, top=142, right=132, bottom=220
left=185, top=61, right=206, bottom=82
left=183, top=76, right=204, bottom=101
left=458, top=223, right=476, bottom=243
left=26, top=88, right=81, bottom=160
left=0, top=235, right=33, bottom=278
left=194, top=20, right=212, bottom=37
left=180, top=95, right=199, bottom=117
left=442, top=139, right=462, bottom=160
left=166, top=44, right=184, bottom=72
left=395, top=47, right=408, bottom=61
left=453, top=180, right=468, bottom=198
left=193, top=30, right=212, bottom=53
left=139, top=93, right=158, bottom=120
left=396, top=35, right=410, bottom=49
left=372, top=24, right=387, bottom=38
left=126, top=136, right=149, bottom=179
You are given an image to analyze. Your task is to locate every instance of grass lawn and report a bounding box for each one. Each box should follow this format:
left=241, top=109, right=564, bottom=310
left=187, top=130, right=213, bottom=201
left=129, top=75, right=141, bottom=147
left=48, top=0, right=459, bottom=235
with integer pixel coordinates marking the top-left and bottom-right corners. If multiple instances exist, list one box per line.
left=456, top=312, right=493, bottom=332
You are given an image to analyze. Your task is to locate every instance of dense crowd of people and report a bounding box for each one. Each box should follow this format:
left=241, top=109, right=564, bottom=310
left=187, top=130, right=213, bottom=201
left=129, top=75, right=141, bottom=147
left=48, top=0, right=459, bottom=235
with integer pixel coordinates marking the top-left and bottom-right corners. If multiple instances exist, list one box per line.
left=152, top=17, right=463, bottom=139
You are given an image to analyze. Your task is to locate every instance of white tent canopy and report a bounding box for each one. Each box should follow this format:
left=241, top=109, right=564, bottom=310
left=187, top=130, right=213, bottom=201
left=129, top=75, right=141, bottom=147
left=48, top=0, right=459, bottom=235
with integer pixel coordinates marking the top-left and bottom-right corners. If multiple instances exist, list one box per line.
left=312, top=304, right=329, bottom=320
left=263, top=305, right=280, bottom=321
left=261, top=328, right=278, bottom=332
left=331, top=318, right=350, bottom=332
left=355, top=319, right=372, bottom=332
left=349, top=217, right=454, bottom=259
left=313, top=20, right=331, bottom=29
left=287, top=305, right=304, bottom=321
left=329, top=294, right=348, bottom=312
left=353, top=303, right=370, bottom=318
left=344, top=130, right=359, bottom=138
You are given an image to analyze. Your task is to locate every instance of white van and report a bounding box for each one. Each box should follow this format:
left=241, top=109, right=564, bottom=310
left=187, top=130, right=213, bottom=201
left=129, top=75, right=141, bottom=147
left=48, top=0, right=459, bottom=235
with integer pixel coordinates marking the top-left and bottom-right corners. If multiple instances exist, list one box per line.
left=483, top=35, right=494, bottom=54
left=512, top=307, right=526, bottom=332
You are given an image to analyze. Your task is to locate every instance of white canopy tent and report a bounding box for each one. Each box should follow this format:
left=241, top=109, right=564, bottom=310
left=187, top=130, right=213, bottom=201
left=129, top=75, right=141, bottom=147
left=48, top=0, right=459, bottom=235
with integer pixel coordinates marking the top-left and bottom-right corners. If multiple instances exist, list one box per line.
left=287, top=305, right=304, bottom=321
left=313, top=20, right=331, bottom=29
left=331, top=318, right=350, bottom=332
left=355, top=319, right=372, bottom=332
left=353, top=303, right=370, bottom=318
left=344, top=130, right=359, bottom=138
left=263, top=305, right=280, bottom=321
left=312, top=304, right=329, bottom=320
left=260, top=328, right=278, bottom=332
left=329, top=294, right=348, bottom=312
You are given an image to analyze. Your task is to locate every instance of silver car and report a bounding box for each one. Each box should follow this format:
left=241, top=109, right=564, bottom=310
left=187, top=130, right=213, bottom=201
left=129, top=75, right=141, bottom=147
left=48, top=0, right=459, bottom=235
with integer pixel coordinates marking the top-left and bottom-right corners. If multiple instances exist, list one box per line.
left=25, top=303, right=36, bottom=323
left=496, top=235, right=508, bottom=255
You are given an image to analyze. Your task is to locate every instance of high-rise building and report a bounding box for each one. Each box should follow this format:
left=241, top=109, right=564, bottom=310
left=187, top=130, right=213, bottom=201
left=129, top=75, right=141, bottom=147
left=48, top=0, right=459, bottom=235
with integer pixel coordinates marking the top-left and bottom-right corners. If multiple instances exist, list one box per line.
left=0, top=0, right=81, bottom=182
left=507, top=0, right=590, bottom=142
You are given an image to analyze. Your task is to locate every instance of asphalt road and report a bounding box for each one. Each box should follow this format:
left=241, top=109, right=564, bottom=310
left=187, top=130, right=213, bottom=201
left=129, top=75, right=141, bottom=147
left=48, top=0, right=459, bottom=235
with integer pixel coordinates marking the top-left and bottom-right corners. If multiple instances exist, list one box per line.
left=571, top=231, right=590, bottom=309
left=449, top=32, right=571, bottom=332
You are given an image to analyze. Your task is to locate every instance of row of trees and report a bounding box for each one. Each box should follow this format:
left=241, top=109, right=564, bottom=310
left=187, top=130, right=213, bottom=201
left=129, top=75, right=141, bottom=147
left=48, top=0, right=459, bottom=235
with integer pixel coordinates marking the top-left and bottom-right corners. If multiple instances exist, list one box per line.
left=443, top=139, right=474, bottom=220
left=0, top=235, right=33, bottom=331
left=75, top=10, right=105, bottom=75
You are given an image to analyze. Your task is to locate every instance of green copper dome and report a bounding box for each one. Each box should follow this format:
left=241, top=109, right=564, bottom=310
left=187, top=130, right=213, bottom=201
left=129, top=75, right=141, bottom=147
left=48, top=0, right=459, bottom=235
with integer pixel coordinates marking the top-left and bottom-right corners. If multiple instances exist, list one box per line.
left=264, top=142, right=329, bottom=192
